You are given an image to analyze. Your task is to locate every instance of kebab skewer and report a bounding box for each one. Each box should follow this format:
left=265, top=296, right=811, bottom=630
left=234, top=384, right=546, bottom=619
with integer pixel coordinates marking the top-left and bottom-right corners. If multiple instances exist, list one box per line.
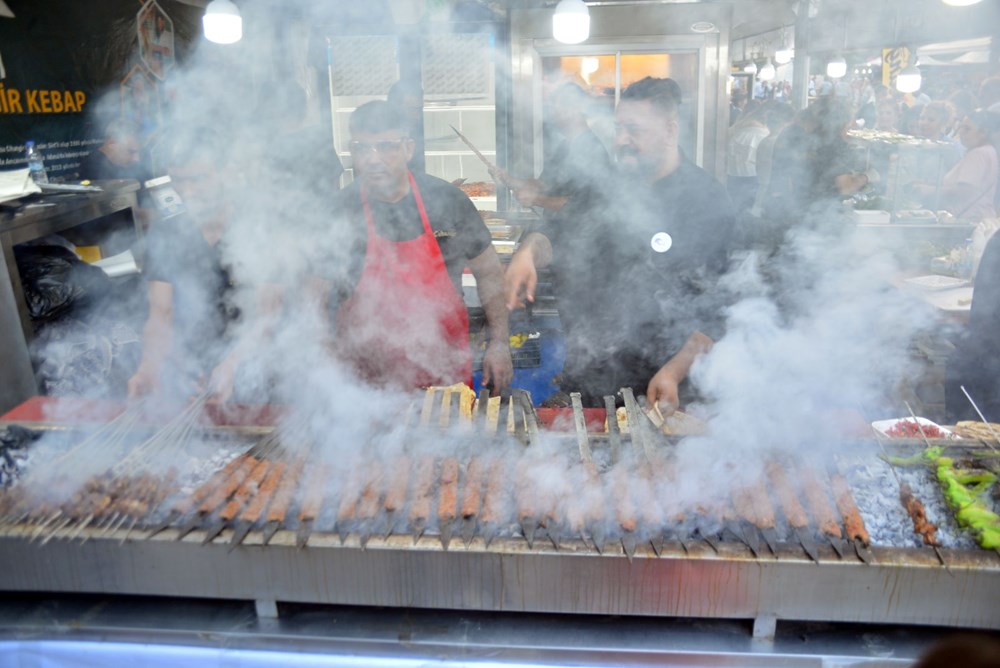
left=263, top=456, right=306, bottom=545
left=799, top=463, right=846, bottom=558
left=459, top=456, right=485, bottom=546
left=229, top=460, right=287, bottom=549
left=766, top=459, right=820, bottom=562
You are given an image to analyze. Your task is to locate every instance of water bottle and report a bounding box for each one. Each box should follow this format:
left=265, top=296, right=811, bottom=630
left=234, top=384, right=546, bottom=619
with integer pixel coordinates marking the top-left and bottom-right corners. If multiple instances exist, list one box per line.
left=25, top=140, right=49, bottom=185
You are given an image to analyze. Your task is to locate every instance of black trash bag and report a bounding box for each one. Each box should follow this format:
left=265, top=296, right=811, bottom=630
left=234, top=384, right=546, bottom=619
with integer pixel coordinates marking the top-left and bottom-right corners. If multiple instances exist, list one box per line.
left=0, top=425, right=40, bottom=488
left=14, top=245, right=112, bottom=323
left=32, top=317, right=141, bottom=399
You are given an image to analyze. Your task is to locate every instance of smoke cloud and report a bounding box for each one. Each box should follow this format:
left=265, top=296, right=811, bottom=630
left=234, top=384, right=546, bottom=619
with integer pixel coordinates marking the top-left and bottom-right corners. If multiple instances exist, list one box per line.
left=10, top=0, right=967, bottom=550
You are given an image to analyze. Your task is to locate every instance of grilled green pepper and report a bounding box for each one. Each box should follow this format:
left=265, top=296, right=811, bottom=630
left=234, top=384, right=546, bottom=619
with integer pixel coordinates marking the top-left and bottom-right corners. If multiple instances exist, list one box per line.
left=935, top=456, right=1000, bottom=549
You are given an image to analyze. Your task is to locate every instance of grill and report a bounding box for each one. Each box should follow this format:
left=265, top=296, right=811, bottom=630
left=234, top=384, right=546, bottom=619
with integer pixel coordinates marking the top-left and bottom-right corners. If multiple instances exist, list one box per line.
left=0, top=391, right=998, bottom=636
left=472, top=332, right=543, bottom=370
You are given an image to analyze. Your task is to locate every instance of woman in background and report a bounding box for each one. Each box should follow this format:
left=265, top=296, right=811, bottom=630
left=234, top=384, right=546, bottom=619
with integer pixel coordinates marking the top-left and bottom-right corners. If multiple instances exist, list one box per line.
left=914, top=109, right=998, bottom=222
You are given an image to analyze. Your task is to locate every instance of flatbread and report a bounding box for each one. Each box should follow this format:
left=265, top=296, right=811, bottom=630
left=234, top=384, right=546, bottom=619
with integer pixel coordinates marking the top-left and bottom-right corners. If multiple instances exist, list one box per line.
left=608, top=406, right=707, bottom=436
left=954, top=421, right=1000, bottom=442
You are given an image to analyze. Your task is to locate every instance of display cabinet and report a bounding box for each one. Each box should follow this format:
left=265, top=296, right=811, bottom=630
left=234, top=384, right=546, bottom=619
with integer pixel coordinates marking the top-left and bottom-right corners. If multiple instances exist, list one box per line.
left=848, top=129, right=959, bottom=223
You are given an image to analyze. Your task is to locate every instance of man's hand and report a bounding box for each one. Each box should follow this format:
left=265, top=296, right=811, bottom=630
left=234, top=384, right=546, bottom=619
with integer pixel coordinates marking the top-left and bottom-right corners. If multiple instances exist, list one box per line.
left=835, top=171, right=869, bottom=195
left=127, top=364, right=159, bottom=399
left=207, top=358, right=238, bottom=404
left=504, top=248, right=538, bottom=310
left=646, top=365, right=682, bottom=416
left=514, top=183, right=542, bottom=208
left=645, top=331, right=714, bottom=416
left=481, top=339, right=513, bottom=395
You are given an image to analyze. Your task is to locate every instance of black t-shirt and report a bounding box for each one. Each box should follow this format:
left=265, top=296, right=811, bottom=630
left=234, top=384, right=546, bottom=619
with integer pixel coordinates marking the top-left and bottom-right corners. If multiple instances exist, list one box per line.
left=319, top=173, right=493, bottom=303
left=947, top=231, right=1000, bottom=421
left=549, top=159, right=737, bottom=400
left=540, top=128, right=612, bottom=198
left=142, top=216, right=240, bottom=364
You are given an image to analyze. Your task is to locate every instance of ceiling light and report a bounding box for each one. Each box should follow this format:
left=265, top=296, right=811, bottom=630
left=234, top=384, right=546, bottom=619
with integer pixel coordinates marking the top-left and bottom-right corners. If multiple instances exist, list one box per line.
left=743, top=61, right=758, bottom=75
left=826, top=56, right=847, bottom=79
left=690, top=21, right=716, bottom=33
left=895, top=64, right=922, bottom=93
left=553, top=0, right=590, bottom=45
left=758, top=59, right=775, bottom=81
left=774, top=48, right=793, bottom=64
left=203, top=0, right=242, bottom=45
left=941, top=0, right=982, bottom=5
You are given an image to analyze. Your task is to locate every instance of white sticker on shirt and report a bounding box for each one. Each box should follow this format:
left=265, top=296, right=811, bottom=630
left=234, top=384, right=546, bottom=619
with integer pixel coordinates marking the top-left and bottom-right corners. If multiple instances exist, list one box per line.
left=650, top=232, right=673, bottom=253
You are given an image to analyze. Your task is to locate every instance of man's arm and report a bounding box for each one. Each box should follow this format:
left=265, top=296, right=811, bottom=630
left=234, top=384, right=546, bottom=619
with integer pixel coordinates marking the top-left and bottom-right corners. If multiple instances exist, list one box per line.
left=468, top=246, right=513, bottom=393
left=304, top=276, right=338, bottom=355
left=503, top=232, right=552, bottom=310
left=489, top=167, right=569, bottom=211
left=646, top=330, right=714, bottom=414
left=128, top=280, right=173, bottom=398
left=208, top=283, right=285, bottom=403
left=513, top=183, right=569, bottom=212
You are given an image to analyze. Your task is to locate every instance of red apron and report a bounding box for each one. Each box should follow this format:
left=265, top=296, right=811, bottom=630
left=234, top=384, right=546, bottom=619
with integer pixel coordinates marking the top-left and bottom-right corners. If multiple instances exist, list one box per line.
left=335, top=172, right=472, bottom=389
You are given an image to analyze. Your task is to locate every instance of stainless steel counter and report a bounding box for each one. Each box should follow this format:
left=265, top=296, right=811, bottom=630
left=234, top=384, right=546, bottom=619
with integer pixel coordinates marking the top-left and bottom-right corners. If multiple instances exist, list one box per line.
left=0, top=593, right=957, bottom=666
left=1, top=528, right=998, bottom=636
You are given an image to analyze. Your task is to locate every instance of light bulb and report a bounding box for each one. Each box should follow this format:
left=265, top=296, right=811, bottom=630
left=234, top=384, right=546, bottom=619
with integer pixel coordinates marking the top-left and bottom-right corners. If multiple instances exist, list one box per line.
left=826, top=56, right=847, bottom=79
left=896, top=64, right=922, bottom=93
left=774, top=48, right=793, bottom=65
left=553, top=0, right=590, bottom=45
left=758, top=59, right=775, bottom=81
left=203, top=0, right=242, bottom=45
left=743, top=61, right=758, bottom=75
left=941, top=0, right=982, bottom=5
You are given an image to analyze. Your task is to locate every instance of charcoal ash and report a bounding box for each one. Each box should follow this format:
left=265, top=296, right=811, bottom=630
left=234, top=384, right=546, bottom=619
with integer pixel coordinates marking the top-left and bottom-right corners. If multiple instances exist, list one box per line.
left=172, top=443, right=247, bottom=497
left=841, top=457, right=923, bottom=548
left=900, top=463, right=977, bottom=550
left=839, top=454, right=977, bottom=550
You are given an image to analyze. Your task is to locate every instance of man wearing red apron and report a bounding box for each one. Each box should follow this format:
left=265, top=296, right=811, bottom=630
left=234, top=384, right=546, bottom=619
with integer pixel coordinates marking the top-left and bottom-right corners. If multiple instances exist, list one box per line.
left=326, top=101, right=512, bottom=392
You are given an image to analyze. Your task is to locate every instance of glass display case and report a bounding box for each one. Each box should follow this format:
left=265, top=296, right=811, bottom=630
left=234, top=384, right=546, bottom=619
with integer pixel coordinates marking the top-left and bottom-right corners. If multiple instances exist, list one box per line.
left=848, top=129, right=959, bottom=223
left=848, top=130, right=975, bottom=272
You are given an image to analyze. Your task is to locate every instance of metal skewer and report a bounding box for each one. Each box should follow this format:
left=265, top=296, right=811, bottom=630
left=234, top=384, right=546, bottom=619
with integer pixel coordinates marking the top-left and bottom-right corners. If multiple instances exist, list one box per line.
left=959, top=386, right=1000, bottom=451
left=889, top=403, right=951, bottom=572
left=449, top=125, right=496, bottom=172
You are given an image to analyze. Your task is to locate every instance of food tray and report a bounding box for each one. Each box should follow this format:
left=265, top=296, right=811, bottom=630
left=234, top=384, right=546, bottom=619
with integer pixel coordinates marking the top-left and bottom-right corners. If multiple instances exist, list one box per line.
left=871, top=417, right=958, bottom=439
left=485, top=222, right=524, bottom=243
left=853, top=210, right=891, bottom=225
left=894, top=210, right=938, bottom=223
left=903, top=275, right=970, bottom=291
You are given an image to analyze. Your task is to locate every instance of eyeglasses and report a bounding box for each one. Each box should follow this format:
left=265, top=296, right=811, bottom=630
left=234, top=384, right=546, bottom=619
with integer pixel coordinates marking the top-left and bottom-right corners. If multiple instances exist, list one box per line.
left=348, top=139, right=408, bottom=156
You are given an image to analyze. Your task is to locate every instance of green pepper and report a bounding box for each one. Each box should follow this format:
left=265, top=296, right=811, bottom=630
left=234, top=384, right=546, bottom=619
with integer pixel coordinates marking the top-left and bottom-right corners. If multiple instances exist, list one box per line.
left=956, top=505, right=1000, bottom=525
left=883, top=452, right=929, bottom=467
left=943, top=479, right=975, bottom=507
left=982, top=527, right=1000, bottom=549
left=953, top=469, right=996, bottom=483
left=935, top=456, right=1000, bottom=549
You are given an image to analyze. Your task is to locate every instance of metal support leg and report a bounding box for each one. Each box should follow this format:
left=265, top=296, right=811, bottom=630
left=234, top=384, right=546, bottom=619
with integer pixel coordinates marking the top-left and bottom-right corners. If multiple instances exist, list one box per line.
left=753, top=614, right=776, bottom=641
left=255, top=598, right=279, bottom=619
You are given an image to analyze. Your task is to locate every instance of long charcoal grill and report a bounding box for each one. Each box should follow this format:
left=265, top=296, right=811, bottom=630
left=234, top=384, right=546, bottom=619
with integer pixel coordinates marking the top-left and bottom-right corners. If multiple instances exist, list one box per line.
left=1, top=390, right=999, bottom=637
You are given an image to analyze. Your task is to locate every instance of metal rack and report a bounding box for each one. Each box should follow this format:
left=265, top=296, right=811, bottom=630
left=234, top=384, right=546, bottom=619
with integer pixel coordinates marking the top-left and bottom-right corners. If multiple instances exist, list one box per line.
left=848, top=131, right=953, bottom=221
